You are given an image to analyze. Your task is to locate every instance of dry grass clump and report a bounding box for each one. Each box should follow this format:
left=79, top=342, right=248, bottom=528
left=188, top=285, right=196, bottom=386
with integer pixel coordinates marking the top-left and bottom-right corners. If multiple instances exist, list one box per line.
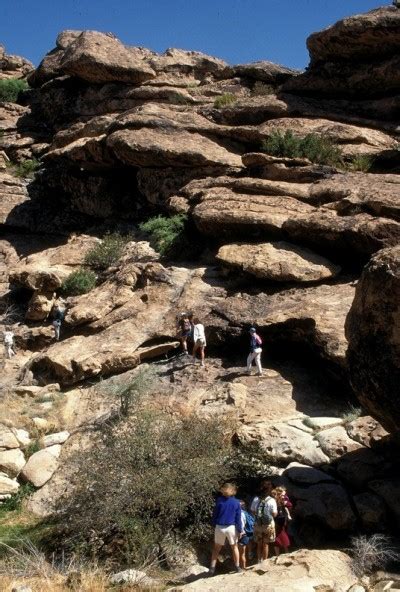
left=351, top=534, right=400, bottom=577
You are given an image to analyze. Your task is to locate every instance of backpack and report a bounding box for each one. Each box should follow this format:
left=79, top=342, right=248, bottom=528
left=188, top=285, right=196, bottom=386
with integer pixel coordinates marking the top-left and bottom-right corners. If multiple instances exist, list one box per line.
left=244, top=510, right=255, bottom=536
left=255, top=497, right=274, bottom=526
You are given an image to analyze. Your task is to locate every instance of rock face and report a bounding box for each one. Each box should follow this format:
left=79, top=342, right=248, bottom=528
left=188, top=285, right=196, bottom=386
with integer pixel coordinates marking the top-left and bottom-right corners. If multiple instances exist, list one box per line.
left=346, top=246, right=400, bottom=432
left=1, top=5, right=400, bottom=552
left=173, top=549, right=356, bottom=592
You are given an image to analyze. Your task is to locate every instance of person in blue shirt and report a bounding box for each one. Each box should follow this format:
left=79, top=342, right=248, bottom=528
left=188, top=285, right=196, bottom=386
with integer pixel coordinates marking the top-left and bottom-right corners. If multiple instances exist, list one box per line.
left=209, top=482, right=244, bottom=576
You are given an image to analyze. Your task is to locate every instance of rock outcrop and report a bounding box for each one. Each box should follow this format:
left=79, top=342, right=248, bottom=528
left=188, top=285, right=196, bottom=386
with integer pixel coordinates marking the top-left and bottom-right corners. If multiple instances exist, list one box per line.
left=346, top=245, right=400, bottom=432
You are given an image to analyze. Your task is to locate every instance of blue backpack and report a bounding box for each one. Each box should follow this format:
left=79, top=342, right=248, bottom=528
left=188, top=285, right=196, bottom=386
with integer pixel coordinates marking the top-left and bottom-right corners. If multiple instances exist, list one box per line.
left=244, top=510, right=255, bottom=536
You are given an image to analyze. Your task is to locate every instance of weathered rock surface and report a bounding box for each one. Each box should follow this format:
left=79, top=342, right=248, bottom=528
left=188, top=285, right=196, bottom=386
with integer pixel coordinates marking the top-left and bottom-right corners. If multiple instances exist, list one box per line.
left=284, top=7, right=400, bottom=97
left=21, top=445, right=61, bottom=487
left=316, top=425, right=363, bottom=460
left=0, top=45, right=34, bottom=79
left=0, top=473, right=19, bottom=495
left=346, top=246, right=400, bottom=432
left=238, top=421, right=329, bottom=465
left=173, top=549, right=356, bottom=592
left=216, top=241, right=340, bottom=282
left=0, top=448, right=25, bottom=477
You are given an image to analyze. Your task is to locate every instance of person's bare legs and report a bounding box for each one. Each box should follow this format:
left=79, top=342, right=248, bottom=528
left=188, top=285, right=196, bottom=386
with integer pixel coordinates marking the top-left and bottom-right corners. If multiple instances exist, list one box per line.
left=230, top=543, right=240, bottom=568
left=239, top=545, right=247, bottom=569
left=257, top=539, right=263, bottom=563
left=192, top=343, right=198, bottom=362
left=181, top=336, right=188, bottom=353
left=210, top=542, right=223, bottom=573
left=261, top=538, right=269, bottom=561
left=199, top=346, right=205, bottom=366
left=274, top=545, right=280, bottom=556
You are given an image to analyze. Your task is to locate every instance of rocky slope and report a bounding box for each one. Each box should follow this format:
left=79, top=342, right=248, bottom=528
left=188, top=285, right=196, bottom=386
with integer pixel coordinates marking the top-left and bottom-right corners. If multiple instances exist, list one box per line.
left=0, top=3, right=400, bottom=566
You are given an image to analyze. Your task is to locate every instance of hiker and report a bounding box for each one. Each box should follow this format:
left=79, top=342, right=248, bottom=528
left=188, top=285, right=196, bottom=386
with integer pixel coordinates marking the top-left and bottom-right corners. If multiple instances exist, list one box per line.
left=210, top=482, right=244, bottom=576
left=271, top=487, right=292, bottom=555
left=251, top=479, right=277, bottom=562
left=238, top=499, right=255, bottom=569
left=52, top=302, right=66, bottom=341
left=192, top=317, right=206, bottom=367
left=246, top=327, right=263, bottom=376
left=177, top=312, right=192, bottom=355
left=3, top=327, right=16, bottom=359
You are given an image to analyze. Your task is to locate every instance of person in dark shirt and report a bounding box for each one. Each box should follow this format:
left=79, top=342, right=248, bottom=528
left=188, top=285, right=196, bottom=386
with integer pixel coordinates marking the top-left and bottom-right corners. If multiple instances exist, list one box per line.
left=209, top=482, right=244, bottom=576
left=247, top=327, right=263, bottom=376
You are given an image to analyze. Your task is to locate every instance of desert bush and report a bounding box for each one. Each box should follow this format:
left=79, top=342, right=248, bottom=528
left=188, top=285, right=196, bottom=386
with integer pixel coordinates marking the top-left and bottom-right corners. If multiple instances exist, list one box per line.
left=213, top=93, right=237, bottom=109
left=351, top=534, right=400, bottom=577
left=139, top=214, right=187, bottom=256
left=0, top=78, right=28, bottom=103
left=347, top=154, right=373, bottom=172
left=52, top=396, right=266, bottom=566
left=261, top=130, right=343, bottom=167
left=252, top=81, right=274, bottom=96
left=12, top=158, right=40, bottom=178
left=61, top=269, right=96, bottom=296
left=84, top=233, right=129, bottom=271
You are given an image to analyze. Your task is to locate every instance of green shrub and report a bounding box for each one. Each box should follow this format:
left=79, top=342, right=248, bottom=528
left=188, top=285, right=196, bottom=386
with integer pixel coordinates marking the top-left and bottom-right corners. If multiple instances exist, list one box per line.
left=213, top=93, right=237, bottom=109
left=84, top=233, right=129, bottom=271
left=24, top=439, right=40, bottom=460
left=0, top=78, right=29, bottom=103
left=261, top=130, right=343, bottom=167
left=61, top=269, right=96, bottom=296
left=139, top=214, right=187, bottom=256
left=347, top=154, right=373, bottom=172
left=12, top=158, right=40, bottom=178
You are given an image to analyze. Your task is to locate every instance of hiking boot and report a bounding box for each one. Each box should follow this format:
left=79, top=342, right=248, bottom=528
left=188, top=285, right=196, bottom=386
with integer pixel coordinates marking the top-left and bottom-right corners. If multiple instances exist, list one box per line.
left=208, top=568, right=215, bottom=577
left=235, top=566, right=243, bottom=573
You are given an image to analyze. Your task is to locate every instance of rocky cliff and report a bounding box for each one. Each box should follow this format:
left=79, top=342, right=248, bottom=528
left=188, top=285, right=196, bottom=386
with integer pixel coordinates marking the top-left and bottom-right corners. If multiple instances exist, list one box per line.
left=1, top=3, right=400, bottom=574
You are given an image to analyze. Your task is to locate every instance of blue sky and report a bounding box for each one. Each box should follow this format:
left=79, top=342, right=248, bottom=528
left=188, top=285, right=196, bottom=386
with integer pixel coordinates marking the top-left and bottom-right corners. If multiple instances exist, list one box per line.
left=0, top=0, right=387, bottom=70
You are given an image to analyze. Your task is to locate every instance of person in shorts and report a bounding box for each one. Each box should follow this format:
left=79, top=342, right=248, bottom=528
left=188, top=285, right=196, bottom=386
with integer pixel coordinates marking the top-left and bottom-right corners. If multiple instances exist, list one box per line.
left=192, top=317, right=206, bottom=367
left=252, top=480, right=277, bottom=562
left=238, top=499, right=255, bottom=569
left=210, top=482, right=244, bottom=576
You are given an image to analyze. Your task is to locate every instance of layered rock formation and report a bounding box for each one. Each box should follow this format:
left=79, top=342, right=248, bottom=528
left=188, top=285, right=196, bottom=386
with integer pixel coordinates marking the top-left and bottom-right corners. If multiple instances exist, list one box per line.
left=0, top=4, right=400, bottom=553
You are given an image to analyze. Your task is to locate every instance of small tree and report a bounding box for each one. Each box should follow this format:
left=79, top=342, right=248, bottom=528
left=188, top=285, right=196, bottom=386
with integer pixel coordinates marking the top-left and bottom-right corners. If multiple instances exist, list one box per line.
left=12, top=158, right=40, bottom=179
left=61, top=269, right=96, bottom=296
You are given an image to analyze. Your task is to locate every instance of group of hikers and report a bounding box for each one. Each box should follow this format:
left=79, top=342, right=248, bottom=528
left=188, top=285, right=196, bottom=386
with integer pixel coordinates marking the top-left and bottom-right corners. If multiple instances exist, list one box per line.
left=210, top=478, right=292, bottom=575
left=178, top=312, right=264, bottom=375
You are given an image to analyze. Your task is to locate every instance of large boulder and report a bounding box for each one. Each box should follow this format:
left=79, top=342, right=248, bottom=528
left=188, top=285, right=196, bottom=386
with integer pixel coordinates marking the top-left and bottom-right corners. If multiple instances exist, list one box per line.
left=345, top=246, right=400, bottom=432
left=60, top=31, right=156, bottom=84
left=0, top=449, right=26, bottom=477
left=21, top=445, right=61, bottom=488
left=216, top=241, right=340, bottom=282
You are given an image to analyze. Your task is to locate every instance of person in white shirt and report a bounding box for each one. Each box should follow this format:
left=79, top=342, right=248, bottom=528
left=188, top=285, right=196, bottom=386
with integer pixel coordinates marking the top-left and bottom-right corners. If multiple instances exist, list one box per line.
left=192, top=317, right=206, bottom=367
left=3, top=327, right=16, bottom=359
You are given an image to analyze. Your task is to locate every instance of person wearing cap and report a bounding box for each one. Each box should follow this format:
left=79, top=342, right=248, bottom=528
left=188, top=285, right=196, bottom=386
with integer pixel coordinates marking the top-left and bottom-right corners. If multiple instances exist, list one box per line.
left=247, top=327, right=263, bottom=376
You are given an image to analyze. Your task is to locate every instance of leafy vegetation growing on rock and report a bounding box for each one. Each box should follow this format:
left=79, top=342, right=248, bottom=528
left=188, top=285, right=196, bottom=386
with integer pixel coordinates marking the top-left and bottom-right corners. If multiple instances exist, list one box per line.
left=11, top=158, right=40, bottom=178
left=0, top=78, right=29, bottom=102
left=61, top=269, right=96, bottom=296
left=347, top=154, right=373, bottom=172
left=84, top=233, right=129, bottom=271
left=251, top=81, right=275, bottom=95
left=213, top=93, right=237, bottom=109
left=139, top=214, right=187, bottom=256
left=261, top=130, right=343, bottom=167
